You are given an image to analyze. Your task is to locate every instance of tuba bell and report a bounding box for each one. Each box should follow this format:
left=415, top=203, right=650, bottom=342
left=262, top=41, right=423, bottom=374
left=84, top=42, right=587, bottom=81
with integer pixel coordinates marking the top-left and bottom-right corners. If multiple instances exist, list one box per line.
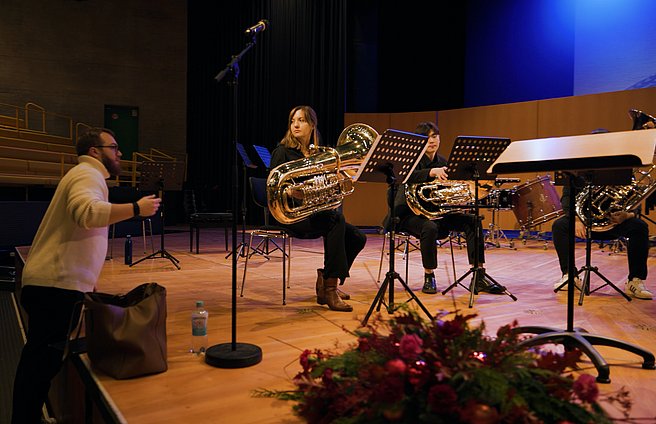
left=267, top=123, right=378, bottom=224
left=575, top=109, right=656, bottom=231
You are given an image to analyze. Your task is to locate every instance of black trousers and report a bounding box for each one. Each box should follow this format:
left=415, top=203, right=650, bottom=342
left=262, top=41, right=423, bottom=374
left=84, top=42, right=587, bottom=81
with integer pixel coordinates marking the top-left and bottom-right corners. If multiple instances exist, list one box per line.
left=398, top=212, right=485, bottom=270
left=281, top=210, right=367, bottom=280
left=12, top=285, right=84, bottom=424
left=552, top=214, right=649, bottom=280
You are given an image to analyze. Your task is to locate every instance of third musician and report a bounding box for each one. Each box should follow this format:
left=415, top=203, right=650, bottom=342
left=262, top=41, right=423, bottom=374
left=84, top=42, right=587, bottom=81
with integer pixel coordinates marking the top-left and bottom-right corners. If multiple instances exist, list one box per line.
left=551, top=182, right=652, bottom=299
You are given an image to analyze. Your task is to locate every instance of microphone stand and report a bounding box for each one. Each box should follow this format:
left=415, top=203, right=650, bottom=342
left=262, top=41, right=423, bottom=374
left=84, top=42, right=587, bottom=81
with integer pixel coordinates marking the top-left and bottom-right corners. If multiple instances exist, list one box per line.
left=204, top=34, right=262, bottom=369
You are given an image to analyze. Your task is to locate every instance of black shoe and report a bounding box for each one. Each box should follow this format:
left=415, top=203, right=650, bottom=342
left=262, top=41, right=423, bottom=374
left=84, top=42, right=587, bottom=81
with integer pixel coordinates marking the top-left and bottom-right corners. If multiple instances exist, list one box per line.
left=422, top=273, right=437, bottom=294
left=475, top=274, right=506, bottom=294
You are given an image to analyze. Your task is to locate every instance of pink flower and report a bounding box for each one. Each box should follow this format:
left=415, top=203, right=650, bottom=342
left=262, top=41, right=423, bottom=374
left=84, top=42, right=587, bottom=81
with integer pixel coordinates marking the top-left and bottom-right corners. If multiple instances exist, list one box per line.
left=573, top=374, right=599, bottom=403
left=385, top=359, right=406, bottom=375
left=399, top=334, right=423, bottom=360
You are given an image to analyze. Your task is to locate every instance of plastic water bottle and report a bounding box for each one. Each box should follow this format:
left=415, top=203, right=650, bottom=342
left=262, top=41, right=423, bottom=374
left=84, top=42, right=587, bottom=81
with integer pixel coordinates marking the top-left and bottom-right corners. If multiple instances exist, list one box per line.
left=124, top=235, right=133, bottom=265
left=191, top=301, right=208, bottom=354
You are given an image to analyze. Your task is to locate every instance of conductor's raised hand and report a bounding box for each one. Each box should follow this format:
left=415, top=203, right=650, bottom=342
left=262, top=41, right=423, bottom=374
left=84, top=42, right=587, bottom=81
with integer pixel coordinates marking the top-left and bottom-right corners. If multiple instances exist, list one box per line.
left=137, top=194, right=161, bottom=217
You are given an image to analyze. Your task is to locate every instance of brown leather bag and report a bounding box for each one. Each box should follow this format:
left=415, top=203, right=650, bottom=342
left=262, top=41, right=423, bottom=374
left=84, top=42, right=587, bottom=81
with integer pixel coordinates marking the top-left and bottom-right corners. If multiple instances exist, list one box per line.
left=84, top=282, right=168, bottom=379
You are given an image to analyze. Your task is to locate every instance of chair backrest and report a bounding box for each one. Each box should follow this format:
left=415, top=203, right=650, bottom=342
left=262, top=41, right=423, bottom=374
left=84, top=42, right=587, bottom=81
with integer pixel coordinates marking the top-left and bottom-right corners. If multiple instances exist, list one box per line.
left=249, top=177, right=271, bottom=225
left=183, top=189, right=199, bottom=216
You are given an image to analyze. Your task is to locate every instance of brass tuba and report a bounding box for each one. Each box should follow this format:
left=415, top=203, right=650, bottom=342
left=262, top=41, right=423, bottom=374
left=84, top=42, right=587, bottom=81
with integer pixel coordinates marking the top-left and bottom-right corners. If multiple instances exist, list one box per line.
left=267, top=123, right=378, bottom=224
left=405, top=179, right=477, bottom=220
left=575, top=109, right=656, bottom=231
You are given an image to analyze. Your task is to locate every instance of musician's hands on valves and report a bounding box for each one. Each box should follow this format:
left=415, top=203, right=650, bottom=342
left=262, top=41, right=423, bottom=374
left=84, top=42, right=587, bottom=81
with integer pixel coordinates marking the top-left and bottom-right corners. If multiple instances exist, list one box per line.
left=610, top=210, right=634, bottom=225
left=429, top=166, right=448, bottom=181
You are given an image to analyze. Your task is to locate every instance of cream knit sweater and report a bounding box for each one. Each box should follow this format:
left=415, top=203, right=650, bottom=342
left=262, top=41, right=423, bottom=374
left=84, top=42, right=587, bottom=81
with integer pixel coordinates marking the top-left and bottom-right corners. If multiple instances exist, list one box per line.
left=22, top=155, right=112, bottom=293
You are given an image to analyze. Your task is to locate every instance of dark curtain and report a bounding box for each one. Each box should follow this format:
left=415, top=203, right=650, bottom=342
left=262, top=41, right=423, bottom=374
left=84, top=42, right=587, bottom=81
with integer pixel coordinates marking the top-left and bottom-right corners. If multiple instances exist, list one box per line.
left=187, top=1, right=347, bottom=224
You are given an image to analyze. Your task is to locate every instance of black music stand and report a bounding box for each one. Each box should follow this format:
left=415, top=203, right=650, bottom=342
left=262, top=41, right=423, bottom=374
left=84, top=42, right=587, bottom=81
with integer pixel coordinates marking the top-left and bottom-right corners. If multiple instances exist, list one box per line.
left=490, top=129, right=656, bottom=383
left=357, top=129, right=433, bottom=326
left=130, top=161, right=184, bottom=270
left=441, top=136, right=517, bottom=308
left=225, top=143, right=258, bottom=259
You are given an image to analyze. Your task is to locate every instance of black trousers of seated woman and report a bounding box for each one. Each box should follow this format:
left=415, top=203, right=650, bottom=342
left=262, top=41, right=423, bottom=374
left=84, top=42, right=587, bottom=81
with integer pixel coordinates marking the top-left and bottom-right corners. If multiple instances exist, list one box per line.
left=277, top=209, right=367, bottom=281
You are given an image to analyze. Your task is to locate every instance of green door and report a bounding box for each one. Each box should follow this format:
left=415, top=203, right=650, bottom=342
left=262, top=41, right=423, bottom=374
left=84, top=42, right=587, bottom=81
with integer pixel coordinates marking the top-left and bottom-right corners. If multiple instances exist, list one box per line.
left=104, top=105, right=139, bottom=161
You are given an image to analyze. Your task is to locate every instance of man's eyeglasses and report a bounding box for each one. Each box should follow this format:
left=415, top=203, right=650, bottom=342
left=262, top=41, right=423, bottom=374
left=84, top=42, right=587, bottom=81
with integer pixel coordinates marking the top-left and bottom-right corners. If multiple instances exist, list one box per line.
left=94, top=145, right=120, bottom=152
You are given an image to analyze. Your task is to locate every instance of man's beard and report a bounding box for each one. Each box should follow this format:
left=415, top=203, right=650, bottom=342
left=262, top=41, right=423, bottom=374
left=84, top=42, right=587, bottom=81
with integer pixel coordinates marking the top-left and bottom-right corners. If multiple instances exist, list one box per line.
left=102, top=155, right=122, bottom=177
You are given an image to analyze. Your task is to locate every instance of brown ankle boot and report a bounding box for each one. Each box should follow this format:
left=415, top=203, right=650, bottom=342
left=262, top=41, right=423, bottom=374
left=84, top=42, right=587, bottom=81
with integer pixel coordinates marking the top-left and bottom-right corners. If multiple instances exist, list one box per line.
left=336, top=277, right=351, bottom=300
left=317, top=270, right=349, bottom=303
left=324, top=278, right=353, bottom=312
left=316, top=269, right=327, bottom=305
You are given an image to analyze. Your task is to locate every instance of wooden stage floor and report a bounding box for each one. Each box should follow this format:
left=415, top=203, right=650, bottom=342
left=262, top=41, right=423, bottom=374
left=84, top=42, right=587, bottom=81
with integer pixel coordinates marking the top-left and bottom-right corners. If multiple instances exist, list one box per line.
left=84, top=229, right=656, bottom=423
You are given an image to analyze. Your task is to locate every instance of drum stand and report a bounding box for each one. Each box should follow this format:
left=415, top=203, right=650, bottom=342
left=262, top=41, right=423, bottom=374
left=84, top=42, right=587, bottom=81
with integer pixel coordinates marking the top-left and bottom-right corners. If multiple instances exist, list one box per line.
left=485, top=207, right=515, bottom=249
left=519, top=221, right=550, bottom=250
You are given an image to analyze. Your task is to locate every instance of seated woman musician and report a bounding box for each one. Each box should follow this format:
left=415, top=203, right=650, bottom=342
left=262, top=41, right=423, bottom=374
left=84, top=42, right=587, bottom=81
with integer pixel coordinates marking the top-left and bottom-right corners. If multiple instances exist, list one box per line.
left=386, top=121, right=505, bottom=295
left=269, top=105, right=367, bottom=312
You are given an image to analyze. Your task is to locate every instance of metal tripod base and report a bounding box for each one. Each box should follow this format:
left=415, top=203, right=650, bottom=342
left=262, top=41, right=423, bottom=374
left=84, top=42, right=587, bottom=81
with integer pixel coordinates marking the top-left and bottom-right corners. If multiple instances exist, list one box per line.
left=361, top=271, right=433, bottom=326
left=576, top=266, right=632, bottom=305
left=225, top=242, right=248, bottom=259
left=130, top=249, right=181, bottom=270
left=512, top=326, right=655, bottom=383
left=205, top=342, right=263, bottom=368
left=442, top=267, right=517, bottom=308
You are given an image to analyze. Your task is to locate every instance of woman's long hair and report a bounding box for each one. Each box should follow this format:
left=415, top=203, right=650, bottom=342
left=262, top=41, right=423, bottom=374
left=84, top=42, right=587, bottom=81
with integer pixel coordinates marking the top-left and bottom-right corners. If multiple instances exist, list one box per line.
left=280, top=105, right=321, bottom=155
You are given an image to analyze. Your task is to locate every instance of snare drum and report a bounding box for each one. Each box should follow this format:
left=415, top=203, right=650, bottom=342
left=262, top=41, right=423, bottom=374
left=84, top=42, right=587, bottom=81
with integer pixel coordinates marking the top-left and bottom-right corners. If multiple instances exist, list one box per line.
left=483, top=189, right=514, bottom=210
left=511, top=176, right=563, bottom=228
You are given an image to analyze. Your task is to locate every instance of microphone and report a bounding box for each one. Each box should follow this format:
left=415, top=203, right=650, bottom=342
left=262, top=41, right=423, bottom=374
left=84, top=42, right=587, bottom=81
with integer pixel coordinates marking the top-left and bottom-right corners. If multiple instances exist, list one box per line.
left=244, top=19, right=269, bottom=35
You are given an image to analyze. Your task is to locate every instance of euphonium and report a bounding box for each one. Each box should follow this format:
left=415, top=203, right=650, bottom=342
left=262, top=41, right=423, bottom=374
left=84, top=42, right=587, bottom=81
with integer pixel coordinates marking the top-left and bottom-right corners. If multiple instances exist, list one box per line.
left=267, top=123, right=378, bottom=224
left=575, top=165, right=656, bottom=231
left=405, top=179, right=476, bottom=220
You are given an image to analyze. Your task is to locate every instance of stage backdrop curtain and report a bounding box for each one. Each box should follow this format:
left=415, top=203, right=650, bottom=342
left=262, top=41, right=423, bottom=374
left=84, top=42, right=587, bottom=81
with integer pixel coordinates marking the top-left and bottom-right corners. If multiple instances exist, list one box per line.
left=187, top=1, right=347, bottom=224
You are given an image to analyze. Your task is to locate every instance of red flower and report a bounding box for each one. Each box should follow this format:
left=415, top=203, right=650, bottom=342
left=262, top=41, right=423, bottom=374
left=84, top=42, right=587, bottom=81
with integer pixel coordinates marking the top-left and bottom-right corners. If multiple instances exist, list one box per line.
left=299, top=349, right=312, bottom=372
left=399, top=333, right=423, bottom=360
left=573, top=374, right=599, bottom=403
left=427, top=384, right=458, bottom=413
left=358, top=336, right=371, bottom=352
left=385, top=359, right=406, bottom=375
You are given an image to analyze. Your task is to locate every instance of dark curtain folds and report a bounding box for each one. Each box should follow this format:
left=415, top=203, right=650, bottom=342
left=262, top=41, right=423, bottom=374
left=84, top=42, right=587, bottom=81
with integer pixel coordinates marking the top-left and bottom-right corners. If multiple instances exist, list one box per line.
left=187, top=1, right=347, bottom=223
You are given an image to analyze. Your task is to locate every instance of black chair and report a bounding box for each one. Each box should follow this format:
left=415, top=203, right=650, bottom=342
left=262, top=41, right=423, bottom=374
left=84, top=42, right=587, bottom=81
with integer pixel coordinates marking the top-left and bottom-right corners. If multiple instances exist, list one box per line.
left=184, top=189, right=232, bottom=254
left=241, top=177, right=315, bottom=305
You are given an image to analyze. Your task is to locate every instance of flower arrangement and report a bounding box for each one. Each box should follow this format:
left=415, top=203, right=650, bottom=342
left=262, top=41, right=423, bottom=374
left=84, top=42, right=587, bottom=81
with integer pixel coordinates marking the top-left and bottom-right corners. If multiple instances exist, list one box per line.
left=257, top=309, right=633, bottom=423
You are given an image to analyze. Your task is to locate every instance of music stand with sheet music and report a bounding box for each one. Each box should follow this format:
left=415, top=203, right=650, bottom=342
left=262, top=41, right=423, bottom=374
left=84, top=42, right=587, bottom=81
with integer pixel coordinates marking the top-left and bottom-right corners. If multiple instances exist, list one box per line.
left=489, top=128, right=656, bottom=383
left=226, top=143, right=258, bottom=259
left=356, top=129, right=433, bottom=326
left=131, top=161, right=185, bottom=269
left=441, top=136, right=517, bottom=308
left=253, top=144, right=271, bottom=170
